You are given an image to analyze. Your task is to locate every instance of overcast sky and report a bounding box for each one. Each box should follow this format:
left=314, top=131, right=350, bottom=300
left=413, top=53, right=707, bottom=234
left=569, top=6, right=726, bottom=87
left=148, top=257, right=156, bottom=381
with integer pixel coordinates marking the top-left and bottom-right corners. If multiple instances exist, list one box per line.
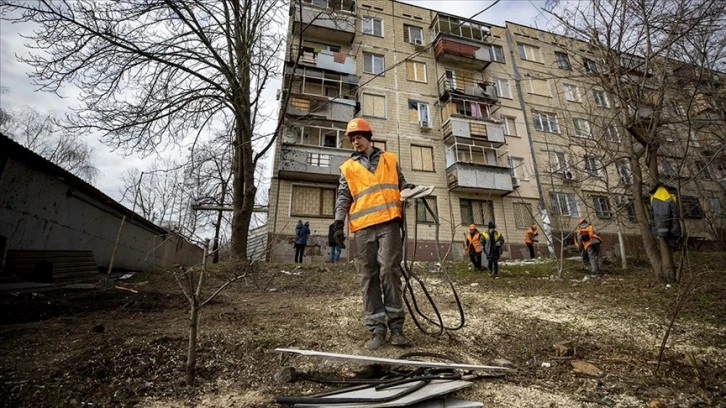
left=0, top=0, right=550, bottom=201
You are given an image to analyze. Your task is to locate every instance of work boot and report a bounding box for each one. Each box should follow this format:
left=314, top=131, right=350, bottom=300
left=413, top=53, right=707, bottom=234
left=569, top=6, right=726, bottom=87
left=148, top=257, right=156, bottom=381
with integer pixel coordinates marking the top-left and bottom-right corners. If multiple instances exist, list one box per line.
left=390, top=330, right=407, bottom=346
left=365, top=333, right=386, bottom=351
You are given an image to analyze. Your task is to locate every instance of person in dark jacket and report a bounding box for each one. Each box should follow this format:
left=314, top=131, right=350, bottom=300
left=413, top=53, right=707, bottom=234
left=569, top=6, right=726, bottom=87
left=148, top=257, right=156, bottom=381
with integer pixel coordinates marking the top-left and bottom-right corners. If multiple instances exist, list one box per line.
left=649, top=183, right=681, bottom=248
left=482, top=222, right=505, bottom=277
left=294, top=220, right=310, bottom=263
left=328, top=221, right=344, bottom=263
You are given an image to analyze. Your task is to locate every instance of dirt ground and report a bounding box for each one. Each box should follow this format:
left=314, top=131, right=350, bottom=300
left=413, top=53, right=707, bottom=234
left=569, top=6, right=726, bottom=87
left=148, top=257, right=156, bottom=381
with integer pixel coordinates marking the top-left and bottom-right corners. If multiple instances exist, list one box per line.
left=0, top=255, right=724, bottom=408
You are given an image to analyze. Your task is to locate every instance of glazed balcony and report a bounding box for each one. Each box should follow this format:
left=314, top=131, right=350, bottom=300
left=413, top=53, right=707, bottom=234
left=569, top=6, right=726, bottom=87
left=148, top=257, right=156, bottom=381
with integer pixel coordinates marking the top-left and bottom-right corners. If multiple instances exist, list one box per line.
left=292, top=0, right=357, bottom=44
left=441, top=116, right=505, bottom=148
left=279, top=144, right=350, bottom=182
left=437, top=73, right=497, bottom=102
left=431, top=14, right=492, bottom=69
left=444, top=142, right=514, bottom=195
left=286, top=94, right=357, bottom=121
left=290, top=48, right=357, bottom=75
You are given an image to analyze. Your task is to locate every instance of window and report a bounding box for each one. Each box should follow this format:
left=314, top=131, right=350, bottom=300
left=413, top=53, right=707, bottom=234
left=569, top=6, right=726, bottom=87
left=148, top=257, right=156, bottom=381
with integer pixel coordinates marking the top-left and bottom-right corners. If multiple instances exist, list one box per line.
left=533, top=111, right=559, bottom=133
left=416, top=196, right=438, bottom=224
left=592, top=196, right=612, bottom=218
left=372, top=140, right=386, bottom=151
left=553, top=151, right=569, bottom=172
left=362, top=16, right=383, bottom=37
left=460, top=198, right=494, bottom=226
left=299, top=125, right=346, bottom=148
left=404, top=24, right=423, bottom=44
left=604, top=123, right=620, bottom=142
left=513, top=202, right=535, bottom=229
left=502, top=115, right=518, bottom=136
left=509, top=156, right=528, bottom=181
left=517, top=43, right=541, bottom=62
left=362, top=93, right=386, bottom=117
left=291, top=185, right=336, bottom=217
left=444, top=69, right=457, bottom=89
left=408, top=100, right=430, bottom=124
left=411, top=145, right=434, bottom=171
left=405, top=60, right=427, bottom=82
left=617, top=160, right=633, bottom=185
left=490, top=45, right=505, bottom=63
left=549, top=192, right=579, bottom=216
left=615, top=195, right=637, bottom=222
left=492, top=77, right=511, bottom=98
left=563, top=83, right=580, bottom=102
left=585, top=156, right=603, bottom=177
left=593, top=89, right=610, bottom=108
left=526, top=78, right=550, bottom=96
left=555, top=51, right=571, bottom=69
left=573, top=118, right=592, bottom=138
left=681, top=196, right=705, bottom=219
left=363, top=52, right=385, bottom=74
left=583, top=58, right=598, bottom=74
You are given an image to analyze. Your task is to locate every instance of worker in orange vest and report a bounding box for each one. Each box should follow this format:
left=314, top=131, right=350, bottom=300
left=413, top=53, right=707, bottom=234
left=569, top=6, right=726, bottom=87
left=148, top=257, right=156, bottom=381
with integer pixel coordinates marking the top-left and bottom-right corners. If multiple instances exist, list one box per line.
left=464, top=224, right=484, bottom=271
left=576, top=217, right=603, bottom=276
left=524, top=224, right=538, bottom=259
left=333, top=117, right=415, bottom=351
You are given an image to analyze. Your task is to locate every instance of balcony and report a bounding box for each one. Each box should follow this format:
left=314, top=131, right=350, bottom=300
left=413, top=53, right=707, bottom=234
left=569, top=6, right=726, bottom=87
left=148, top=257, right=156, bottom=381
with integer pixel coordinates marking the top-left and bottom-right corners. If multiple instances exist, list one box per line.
left=445, top=162, right=514, bottom=195
left=437, top=73, right=497, bottom=102
left=433, top=38, right=492, bottom=70
left=286, top=95, right=356, bottom=121
left=291, top=48, right=357, bottom=75
left=430, top=14, right=492, bottom=70
left=441, top=117, right=505, bottom=148
left=292, top=0, right=357, bottom=44
left=279, top=144, right=351, bottom=182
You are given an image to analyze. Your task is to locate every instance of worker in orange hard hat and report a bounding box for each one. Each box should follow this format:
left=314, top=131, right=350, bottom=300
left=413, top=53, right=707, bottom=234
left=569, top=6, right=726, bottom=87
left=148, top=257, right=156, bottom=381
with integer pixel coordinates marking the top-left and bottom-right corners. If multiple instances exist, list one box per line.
left=464, top=224, right=484, bottom=271
left=524, top=224, right=539, bottom=259
left=576, top=217, right=603, bottom=276
left=333, top=116, right=415, bottom=351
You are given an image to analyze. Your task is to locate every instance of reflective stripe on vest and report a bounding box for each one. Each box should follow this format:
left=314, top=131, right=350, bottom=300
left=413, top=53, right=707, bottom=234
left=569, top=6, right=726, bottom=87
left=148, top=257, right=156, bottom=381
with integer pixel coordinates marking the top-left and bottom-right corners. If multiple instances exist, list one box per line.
left=341, top=152, right=402, bottom=233
left=465, top=233, right=481, bottom=252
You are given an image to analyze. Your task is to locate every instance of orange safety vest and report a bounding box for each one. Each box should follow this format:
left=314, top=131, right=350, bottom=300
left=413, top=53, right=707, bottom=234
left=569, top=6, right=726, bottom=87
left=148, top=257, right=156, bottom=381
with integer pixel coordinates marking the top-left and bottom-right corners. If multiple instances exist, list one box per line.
left=524, top=228, right=536, bottom=245
left=578, top=225, right=602, bottom=251
left=465, top=232, right=481, bottom=253
left=341, top=152, right=403, bottom=233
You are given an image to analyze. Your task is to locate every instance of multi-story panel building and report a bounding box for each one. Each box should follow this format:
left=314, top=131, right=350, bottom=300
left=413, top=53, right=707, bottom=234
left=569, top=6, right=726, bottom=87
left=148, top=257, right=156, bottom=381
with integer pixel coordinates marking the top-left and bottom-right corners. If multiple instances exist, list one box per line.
left=266, top=0, right=725, bottom=262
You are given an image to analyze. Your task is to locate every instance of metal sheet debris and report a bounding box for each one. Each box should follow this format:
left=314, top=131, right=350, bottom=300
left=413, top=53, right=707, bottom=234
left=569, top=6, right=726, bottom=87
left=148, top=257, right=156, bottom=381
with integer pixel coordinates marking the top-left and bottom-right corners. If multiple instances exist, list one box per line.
left=276, top=348, right=512, bottom=372
left=293, top=379, right=472, bottom=408
left=411, top=399, right=483, bottom=408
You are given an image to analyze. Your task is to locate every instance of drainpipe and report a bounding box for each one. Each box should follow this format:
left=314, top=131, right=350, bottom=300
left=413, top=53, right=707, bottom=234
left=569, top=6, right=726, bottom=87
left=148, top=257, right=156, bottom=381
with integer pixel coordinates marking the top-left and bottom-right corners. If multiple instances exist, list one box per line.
left=504, top=27, right=554, bottom=257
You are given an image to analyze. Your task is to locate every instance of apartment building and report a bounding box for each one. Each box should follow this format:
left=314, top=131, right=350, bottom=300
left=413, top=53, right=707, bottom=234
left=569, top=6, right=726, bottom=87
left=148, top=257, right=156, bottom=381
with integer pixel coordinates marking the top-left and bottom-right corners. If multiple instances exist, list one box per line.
left=265, top=0, right=725, bottom=262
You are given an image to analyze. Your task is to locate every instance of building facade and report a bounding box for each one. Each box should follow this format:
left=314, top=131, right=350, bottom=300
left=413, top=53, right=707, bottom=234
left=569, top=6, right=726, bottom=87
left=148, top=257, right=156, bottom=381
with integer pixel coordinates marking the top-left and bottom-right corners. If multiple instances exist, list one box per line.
left=266, top=0, right=725, bottom=263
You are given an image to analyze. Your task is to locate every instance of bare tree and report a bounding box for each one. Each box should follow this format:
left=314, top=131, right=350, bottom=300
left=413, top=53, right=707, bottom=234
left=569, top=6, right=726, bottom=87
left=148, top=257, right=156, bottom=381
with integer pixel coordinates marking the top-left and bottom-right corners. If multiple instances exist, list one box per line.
left=0, top=105, right=98, bottom=182
left=1, top=0, right=287, bottom=261
left=545, top=0, right=726, bottom=283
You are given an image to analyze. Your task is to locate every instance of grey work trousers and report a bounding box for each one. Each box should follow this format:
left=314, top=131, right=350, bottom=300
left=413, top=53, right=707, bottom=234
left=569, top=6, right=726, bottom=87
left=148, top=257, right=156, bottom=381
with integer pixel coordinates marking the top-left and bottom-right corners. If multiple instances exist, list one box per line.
left=354, top=220, right=404, bottom=336
left=587, top=243, right=601, bottom=274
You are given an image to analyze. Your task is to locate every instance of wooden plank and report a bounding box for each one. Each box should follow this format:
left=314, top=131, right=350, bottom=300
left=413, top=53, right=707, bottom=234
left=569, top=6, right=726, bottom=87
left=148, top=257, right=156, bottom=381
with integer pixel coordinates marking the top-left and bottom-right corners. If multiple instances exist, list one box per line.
left=5, top=250, right=99, bottom=283
left=275, top=348, right=513, bottom=372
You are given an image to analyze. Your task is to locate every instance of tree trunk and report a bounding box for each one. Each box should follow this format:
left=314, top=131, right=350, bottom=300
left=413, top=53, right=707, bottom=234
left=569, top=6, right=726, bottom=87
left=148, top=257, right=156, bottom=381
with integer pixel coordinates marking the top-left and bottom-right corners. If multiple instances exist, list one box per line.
left=186, top=298, right=199, bottom=386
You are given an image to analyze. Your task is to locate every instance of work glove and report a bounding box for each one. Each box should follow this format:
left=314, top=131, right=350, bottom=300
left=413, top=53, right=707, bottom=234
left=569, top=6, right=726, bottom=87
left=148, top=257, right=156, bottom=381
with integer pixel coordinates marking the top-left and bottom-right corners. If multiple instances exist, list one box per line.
left=495, top=242, right=502, bottom=247
left=404, top=183, right=416, bottom=190
left=333, top=220, right=346, bottom=249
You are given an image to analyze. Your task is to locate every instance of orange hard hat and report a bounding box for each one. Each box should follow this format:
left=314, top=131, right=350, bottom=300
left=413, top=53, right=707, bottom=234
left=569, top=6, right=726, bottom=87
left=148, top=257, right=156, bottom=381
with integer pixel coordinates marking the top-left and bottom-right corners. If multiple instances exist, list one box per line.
left=345, top=117, right=372, bottom=136
left=469, top=224, right=476, bottom=230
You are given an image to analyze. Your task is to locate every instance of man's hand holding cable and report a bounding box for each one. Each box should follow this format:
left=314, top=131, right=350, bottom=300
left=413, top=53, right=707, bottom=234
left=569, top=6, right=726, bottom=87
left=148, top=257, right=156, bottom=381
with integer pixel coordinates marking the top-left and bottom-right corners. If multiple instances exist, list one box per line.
left=333, top=220, right=346, bottom=249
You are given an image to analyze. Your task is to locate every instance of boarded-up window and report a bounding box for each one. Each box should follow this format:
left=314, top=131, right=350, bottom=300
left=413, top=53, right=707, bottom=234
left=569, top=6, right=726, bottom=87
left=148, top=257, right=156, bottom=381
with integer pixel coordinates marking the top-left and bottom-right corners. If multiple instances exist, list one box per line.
left=411, top=145, right=434, bottom=171
left=405, top=61, right=427, bottom=82
left=291, top=186, right=336, bottom=217
left=459, top=198, right=494, bottom=226
left=362, top=93, right=386, bottom=117
left=527, top=78, right=550, bottom=96
left=514, top=202, right=535, bottom=229
left=291, top=97, right=310, bottom=112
